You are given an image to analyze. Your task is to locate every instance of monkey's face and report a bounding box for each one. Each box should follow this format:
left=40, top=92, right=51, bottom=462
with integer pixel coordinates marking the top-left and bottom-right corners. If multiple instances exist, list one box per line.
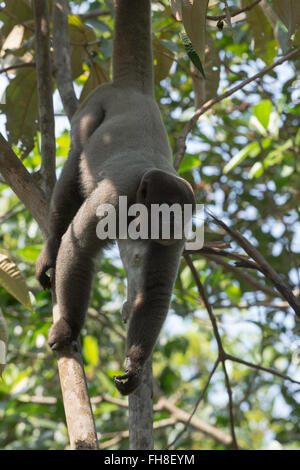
left=136, top=169, right=195, bottom=245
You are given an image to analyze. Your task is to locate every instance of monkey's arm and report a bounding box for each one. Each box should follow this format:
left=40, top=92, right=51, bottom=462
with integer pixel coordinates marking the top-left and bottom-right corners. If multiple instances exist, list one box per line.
left=114, top=240, right=184, bottom=395
left=36, top=143, right=84, bottom=289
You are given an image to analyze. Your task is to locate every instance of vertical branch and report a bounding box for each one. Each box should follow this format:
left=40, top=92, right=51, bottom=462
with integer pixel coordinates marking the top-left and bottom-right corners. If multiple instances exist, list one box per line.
left=118, top=239, right=154, bottom=450
left=53, top=0, right=79, bottom=121
left=129, top=356, right=154, bottom=450
left=33, top=0, right=56, bottom=194
left=33, top=0, right=98, bottom=449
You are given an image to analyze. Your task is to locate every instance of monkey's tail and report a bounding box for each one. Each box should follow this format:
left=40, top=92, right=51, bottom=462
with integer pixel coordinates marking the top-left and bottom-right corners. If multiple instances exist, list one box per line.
left=112, top=0, right=154, bottom=94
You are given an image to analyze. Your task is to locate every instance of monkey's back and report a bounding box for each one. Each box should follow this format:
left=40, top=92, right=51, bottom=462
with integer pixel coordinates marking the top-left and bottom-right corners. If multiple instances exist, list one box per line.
left=76, top=85, right=175, bottom=197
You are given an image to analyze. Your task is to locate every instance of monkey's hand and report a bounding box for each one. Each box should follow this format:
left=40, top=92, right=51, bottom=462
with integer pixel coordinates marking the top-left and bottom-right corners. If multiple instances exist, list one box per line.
left=36, top=237, right=60, bottom=289
left=113, top=358, right=142, bottom=395
left=48, top=318, right=77, bottom=351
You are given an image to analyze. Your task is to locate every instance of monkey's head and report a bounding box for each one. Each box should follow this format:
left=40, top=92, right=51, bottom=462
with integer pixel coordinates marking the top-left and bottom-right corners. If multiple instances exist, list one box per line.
left=136, top=169, right=195, bottom=245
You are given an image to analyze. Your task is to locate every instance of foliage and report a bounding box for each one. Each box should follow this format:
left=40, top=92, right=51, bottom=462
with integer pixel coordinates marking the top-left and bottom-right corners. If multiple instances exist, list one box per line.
left=0, top=0, right=299, bottom=450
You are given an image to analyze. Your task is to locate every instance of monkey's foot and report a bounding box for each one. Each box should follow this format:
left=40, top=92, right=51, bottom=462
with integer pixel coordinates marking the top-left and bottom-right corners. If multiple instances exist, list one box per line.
left=48, top=318, right=77, bottom=351
left=114, top=372, right=141, bottom=395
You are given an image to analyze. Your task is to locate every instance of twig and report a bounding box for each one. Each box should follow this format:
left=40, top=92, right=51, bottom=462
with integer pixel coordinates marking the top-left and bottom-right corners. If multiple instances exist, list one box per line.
left=226, top=354, right=300, bottom=385
left=202, top=253, right=279, bottom=299
left=166, top=358, right=222, bottom=448
left=88, top=308, right=126, bottom=340
left=0, top=203, right=24, bottom=224
left=79, top=9, right=112, bottom=21
left=174, top=46, right=300, bottom=170
left=0, top=62, right=36, bottom=75
left=99, top=418, right=176, bottom=449
left=209, top=214, right=300, bottom=319
left=222, top=360, right=238, bottom=449
left=207, top=0, right=262, bottom=21
left=33, top=0, right=56, bottom=194
left=52, top=0, right=79, bottom=121
left=0, top=7, right=35, bottom=32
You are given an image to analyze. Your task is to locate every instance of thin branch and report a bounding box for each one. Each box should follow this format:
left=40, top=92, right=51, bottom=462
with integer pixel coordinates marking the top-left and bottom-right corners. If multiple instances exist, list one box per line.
left=99, top=418, right=176, bottom=450
left=226, top=354, right=300, bottom=385
left=0, top=62, right=36, bottom=75
left=159, top=389, right=232, bottom=447
left=52, top=0, right=79, bottom=121
left=0, top=7, right=35, bottom=32
left=88, top=308, right=126, bottom=340
left=202, top=253, right=279, bottom=299
left=222, top=360, right=238, bottom=449
left=33, top=0, right=56, bottom=194
left=79, top=9, right=112, bottom=21
left=210, top=214, right=300, bottom=319
left=174, top=46, right=300, bottom=170
left=0, top=202, right=24, bottom=224
left=184, top=254, right=238, bottom=447
left=166, top=358, right=221, bottom=448
left=207, top=0, right=262, bottom=21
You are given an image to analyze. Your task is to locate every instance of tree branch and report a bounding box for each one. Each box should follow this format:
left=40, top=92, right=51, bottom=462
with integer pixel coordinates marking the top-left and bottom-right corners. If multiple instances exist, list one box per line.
left=174, top=46, right=300, bottom=170
left=52, top=0, right=79, bottom=121
left=207, top=0, right=262, bottom=21
left=0, top=62, right=36, bottom=75
left=33, top=0, right=56, bottom=194
left=209, top=214, right=300, bottom=319
left=0, top=134, right=48, bottom=236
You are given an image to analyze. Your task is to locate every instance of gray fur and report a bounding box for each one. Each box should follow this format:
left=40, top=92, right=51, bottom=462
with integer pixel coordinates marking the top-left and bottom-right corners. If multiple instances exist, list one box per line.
left=36, top=0, right=195, bottom=395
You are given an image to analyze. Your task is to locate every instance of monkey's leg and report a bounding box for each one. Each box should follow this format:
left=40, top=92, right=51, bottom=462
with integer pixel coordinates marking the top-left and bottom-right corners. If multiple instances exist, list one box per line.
left=114, top=240, right=184, bottom=395
left=47, top=180, right=118, bottom=350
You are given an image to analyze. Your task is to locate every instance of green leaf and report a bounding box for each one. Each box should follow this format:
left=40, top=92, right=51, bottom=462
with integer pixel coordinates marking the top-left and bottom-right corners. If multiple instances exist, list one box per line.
left=191, top=34, right=220, bottom=107
left=223, top=142, right=260, bottom=174
left=18, top=245, right=41, bottom=263
left=264, top=139, right=293, bottom=167
left=177, top=154, right=200, bottom=173
left=181, top=32, right=205, bottom=78
left=182, top=0, right=209, bottom=62
left=249, top=161, right=264, bottom=179
left=0, top=253, right=32, bottom=311
left=4, top=68, right=39, bottom=156
left=83, top=336, right=99, bottom=367
left=253, top=100, right=272, bottom=130
left=226, top=284, right=241, bottom=303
